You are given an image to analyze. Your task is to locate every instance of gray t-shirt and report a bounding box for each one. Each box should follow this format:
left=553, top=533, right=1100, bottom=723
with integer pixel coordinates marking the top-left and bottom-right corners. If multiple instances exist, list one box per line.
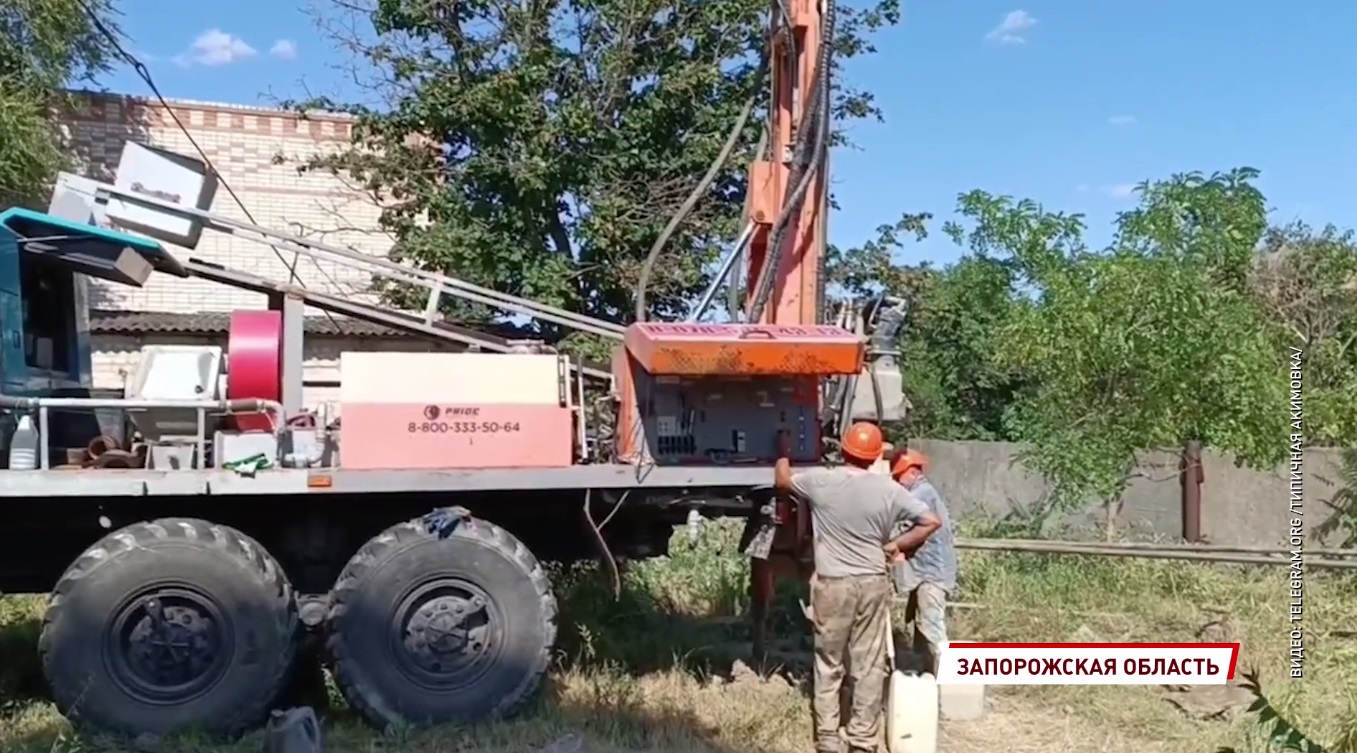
left=790, top=466, right=933, bottom=578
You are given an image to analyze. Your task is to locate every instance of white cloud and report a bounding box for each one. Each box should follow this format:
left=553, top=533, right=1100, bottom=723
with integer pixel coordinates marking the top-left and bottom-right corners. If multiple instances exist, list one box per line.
left=1103, top=183, right=1138, bottom=200
left=1107, top=115, right=1137, bottom=126
left=985, top=10, right=1037, bottom=44
left=174, top=29, right=256, bottom=67
left=270, top=39, right=297, bottom=60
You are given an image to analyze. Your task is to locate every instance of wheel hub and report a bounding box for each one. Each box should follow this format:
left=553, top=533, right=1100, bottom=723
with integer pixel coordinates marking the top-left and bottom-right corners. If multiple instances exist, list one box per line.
left=107, top=588, right=232, bottom=703
left=393, top=582, right=500, bottom=686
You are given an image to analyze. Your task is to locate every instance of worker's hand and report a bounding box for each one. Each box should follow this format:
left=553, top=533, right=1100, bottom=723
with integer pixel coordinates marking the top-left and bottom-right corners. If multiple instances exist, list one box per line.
left=883, top=540, right=900, bottom=561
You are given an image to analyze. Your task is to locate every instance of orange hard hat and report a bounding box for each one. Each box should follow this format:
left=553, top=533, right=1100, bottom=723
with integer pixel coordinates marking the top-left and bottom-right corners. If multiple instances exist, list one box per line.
left=841, top=422, right=884, bottom=462
left=890, top=448, right=929, bottom=478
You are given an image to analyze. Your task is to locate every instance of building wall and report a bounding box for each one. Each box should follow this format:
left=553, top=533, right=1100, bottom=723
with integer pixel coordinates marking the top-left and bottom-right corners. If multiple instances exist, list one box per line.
left=61, top=92, right=391, bottom=314
left=62, top=92, right=436, bottom=406
left=91, top=332, right=454, bottom=413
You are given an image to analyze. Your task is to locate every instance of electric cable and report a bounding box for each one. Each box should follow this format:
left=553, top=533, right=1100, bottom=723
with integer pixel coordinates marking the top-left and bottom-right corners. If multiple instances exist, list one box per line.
left=633, top=48, right=769, bottom=323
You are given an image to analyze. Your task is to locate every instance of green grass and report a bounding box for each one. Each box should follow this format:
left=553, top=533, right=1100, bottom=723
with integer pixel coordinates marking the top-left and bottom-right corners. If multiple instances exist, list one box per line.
left=2, top=519, right=1355, bottom=753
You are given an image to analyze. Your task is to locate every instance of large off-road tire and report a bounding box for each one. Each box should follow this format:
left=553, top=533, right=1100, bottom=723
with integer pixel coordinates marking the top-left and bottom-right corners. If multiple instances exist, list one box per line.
left=326, top=510, right=556, bottom=728
left=39, top=519, right=299, bottom=738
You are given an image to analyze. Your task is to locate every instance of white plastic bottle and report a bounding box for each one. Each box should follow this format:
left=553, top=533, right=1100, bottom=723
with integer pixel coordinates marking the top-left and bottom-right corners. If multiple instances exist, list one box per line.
left=9, top=414, right=38, bottom=470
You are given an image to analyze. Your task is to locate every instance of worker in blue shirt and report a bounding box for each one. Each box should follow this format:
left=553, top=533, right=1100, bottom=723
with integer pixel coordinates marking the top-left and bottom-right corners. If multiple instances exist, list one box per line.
left=887, top=448, right=957, bottom=676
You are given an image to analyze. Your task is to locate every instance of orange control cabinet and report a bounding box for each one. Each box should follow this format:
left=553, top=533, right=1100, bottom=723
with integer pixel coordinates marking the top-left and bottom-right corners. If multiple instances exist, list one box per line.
left=623, top=322, right=864, bottom=377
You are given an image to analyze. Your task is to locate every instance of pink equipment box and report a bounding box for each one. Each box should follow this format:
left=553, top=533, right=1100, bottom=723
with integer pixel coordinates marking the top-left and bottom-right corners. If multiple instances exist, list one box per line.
left=339, top=403, right=574, bottom=470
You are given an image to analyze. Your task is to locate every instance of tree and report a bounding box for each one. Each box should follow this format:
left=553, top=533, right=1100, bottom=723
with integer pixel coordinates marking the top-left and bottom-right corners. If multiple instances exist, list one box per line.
left=1251, top=221, right=1357, bottom=445
left=0, top=0, right=124, bottom=207
left=942, top=170, right=1288, bottom=512
left=898, top=254, right=1030, bottom=440
left=297, top=0, right=900, bottom=333
left=824, top=213, right=1032, bottom=441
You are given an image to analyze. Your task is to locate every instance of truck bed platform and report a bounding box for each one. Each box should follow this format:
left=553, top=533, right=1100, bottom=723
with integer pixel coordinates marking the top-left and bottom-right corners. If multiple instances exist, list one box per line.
left=0, top=464, right=774, bottom=497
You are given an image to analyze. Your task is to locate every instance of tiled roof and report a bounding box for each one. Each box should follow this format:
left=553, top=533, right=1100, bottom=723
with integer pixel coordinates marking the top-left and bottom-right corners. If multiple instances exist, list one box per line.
left=67, top=89, right=357, bottom=122
left=88, top=310, right=412, bottom=338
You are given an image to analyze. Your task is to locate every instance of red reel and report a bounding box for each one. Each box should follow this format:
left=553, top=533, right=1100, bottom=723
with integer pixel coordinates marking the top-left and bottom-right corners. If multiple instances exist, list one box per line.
left=226, top=310, right=283, bottom=432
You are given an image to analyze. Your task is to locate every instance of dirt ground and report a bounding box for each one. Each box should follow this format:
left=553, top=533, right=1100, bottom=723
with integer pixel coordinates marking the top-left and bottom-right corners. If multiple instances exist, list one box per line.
left=0, top=652, right=1297, bottom=753
left=2, top=525, right=1354, bottom=753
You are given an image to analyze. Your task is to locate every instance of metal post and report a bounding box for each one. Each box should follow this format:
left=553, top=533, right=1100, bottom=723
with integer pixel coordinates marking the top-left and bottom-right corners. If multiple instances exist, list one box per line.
left=38, top=407, right=49, bottom=470
left=1181, top=440, right=1204, bottom=543
left=268, top=292, right=306, bottom=418
left=196, top=408, right=207, bottom=469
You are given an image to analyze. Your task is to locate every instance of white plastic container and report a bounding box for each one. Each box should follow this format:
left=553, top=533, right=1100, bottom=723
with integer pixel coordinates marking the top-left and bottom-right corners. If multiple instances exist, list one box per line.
left=885, top=611, right=940, bottom=753
left=886, top=670, right=940, bottom=753
left=9, top=415, right=39, bottom=470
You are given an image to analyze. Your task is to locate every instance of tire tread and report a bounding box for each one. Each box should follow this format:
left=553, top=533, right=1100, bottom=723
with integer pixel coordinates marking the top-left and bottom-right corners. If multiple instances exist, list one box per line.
left=38, top=518, right=298, bottom=738
left=326, top=513, right=557, bottom=727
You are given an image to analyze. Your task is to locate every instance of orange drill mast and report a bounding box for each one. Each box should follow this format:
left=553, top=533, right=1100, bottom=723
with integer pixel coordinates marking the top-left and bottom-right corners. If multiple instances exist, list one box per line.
left=620, top=0, right=853, bottom=651
left=746, top=0, right=831, bottom=330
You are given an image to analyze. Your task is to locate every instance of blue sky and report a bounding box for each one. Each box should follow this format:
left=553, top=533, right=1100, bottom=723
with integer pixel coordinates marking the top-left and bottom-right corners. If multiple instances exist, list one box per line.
left=100, top=1, right=1357, bottom=267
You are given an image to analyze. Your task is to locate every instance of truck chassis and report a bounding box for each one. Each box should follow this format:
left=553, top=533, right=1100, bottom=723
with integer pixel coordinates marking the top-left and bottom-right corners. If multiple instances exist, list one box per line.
left=0, top=0, right=911, bottom=733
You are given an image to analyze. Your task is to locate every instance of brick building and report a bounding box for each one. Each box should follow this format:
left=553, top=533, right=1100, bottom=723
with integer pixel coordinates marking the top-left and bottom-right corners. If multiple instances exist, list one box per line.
left=61, top=91, right=450, bottom=406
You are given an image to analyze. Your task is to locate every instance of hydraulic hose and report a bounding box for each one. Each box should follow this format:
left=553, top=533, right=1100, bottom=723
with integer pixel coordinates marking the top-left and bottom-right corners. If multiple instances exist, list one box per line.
left=634, top=52, right=769, bottom=323
left=746, top=0, right=837, bottom=322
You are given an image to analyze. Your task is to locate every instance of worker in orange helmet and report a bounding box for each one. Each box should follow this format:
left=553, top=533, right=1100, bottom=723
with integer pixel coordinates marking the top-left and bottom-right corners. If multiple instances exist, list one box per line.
left=774, top=422, right=941, bottom=753
left=888, top=447, right=957, bottom=677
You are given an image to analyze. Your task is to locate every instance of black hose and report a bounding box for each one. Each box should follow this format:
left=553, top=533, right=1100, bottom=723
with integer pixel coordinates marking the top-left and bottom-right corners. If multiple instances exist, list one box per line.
left=869, top=363, right=884, bottom=423
left=747, top=0, right=838, bottom=322
left=634, top=52, right=769, bottom=323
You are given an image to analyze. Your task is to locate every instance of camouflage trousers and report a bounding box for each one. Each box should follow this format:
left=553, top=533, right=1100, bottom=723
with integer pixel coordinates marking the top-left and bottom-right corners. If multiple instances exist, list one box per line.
left=904, top=581, right=948, bottom=675
left=811, top=574, right=892, bottom=753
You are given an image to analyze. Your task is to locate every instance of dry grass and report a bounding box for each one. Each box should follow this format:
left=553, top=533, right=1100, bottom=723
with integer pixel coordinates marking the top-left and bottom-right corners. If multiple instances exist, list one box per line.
left=1, top=519, right=1355, bottom=753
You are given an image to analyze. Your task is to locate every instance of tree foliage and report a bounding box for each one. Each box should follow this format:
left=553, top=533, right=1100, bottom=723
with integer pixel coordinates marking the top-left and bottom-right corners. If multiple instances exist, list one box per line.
left=299, top=0, right=900, bottom=331
left=1219, top=670, right=1357, bottom=753
left=947, top=172, right=1287, bottom=507
left=1252, top=222, right=1357, bottom=444
left=0, top=0, right=123, bottom=207
left=824, top=215, right=1029, bottom=441
left=825, top=171, right=1295, bottom=510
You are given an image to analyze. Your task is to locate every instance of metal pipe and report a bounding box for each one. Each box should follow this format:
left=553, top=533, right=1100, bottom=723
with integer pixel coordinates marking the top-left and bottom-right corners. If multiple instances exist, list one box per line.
left=1, top=396, right=285, bottom=449
left=575, top=361, right=587, bottom=463
left=688, top=223, right=755, bottom=323
left=38, top=406, right=49, bottom=470
left=968, top=538, right=1357, bottom=558
left=86, top=435, right=120, bottom=459
left=955, top=538, right=1357, bottom=569
left=206, top=231, right=625, bottom=340
left=94, top=185, right=625, bottom=337
left=1181, top=440, right=1203, bottom=543
left=0, top=395, right=281, bottom=415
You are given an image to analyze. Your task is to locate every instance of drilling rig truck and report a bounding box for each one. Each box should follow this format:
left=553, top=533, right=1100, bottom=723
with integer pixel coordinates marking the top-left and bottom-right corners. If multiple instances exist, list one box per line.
left=0, top=0, right=911, bottom=741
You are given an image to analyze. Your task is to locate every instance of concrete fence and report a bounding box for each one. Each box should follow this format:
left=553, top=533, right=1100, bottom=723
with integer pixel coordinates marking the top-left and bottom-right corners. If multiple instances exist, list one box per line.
left=911, top=440, right=1349, bottom=548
